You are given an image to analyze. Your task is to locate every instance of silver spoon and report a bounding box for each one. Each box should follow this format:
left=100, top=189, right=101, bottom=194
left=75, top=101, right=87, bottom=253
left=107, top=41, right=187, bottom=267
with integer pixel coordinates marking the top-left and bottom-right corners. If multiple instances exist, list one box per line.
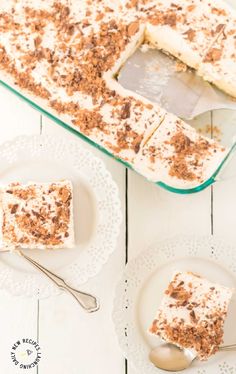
left=0, top=249, right=99, bottom=313
left=150, top=342, right=236, bottom=372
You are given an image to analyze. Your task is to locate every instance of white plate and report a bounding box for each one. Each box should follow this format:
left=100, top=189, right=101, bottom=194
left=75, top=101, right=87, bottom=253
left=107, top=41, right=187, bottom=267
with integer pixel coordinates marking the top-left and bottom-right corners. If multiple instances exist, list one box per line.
left=0, top=135, right=122, bottom=298
left=113, top=236, right=236, bottom=374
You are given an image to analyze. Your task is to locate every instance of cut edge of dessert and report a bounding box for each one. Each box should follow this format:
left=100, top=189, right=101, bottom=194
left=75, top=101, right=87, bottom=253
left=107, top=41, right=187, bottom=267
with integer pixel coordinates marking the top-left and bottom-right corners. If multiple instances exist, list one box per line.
left=0, top=180, right=75, bottom=250
left=149, top=271, right=234, bottom=361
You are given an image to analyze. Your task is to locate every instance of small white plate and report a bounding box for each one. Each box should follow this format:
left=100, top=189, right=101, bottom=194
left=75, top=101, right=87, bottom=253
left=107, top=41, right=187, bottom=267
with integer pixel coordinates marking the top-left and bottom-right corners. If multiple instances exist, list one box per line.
left=0, top=135, right=122, bottom=298
left=113, top=236, right=236, bottom=374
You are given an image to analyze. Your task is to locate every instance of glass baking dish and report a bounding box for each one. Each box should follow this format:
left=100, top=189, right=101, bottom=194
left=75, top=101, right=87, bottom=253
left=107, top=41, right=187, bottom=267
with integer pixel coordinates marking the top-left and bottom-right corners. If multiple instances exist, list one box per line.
left=1, top=74, right=236, bottom=195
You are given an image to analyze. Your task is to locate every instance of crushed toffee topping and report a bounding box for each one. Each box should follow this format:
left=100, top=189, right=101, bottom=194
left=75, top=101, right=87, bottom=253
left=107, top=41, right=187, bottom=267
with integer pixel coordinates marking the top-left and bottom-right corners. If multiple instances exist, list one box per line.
left=183, top=28, right=196, bottom=42
left=204, top=47, right=223, bottom=63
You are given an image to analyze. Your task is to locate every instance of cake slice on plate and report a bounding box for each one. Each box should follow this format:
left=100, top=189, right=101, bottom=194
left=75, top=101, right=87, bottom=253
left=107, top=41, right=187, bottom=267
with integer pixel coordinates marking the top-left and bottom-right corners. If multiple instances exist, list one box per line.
left=149, top=271, right=233, bottom=360
left=0, top=180, right=74, bottom=249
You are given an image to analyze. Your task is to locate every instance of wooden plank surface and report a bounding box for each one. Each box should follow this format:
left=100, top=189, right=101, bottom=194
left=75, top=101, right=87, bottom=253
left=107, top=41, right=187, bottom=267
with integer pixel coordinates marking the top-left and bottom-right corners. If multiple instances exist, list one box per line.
left=212, top=110, right=236, bottom=241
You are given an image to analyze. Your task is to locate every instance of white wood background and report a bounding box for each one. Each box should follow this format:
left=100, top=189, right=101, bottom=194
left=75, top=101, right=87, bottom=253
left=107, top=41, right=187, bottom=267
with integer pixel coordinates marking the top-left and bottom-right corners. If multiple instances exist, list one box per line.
left=0, top=84, right=236, bottom=374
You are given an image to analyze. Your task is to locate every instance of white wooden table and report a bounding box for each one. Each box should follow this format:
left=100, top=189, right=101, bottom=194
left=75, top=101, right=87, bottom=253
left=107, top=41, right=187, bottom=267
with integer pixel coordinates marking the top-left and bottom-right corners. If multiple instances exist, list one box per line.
left=0, top=85, right=236, bottom=374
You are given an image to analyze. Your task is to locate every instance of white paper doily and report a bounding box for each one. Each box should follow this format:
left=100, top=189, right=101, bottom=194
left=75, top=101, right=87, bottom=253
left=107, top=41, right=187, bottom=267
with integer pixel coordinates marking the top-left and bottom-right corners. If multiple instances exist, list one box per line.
left=113, top=236, right=236, bottom=374
left=0, top=135, right=122, bottom=298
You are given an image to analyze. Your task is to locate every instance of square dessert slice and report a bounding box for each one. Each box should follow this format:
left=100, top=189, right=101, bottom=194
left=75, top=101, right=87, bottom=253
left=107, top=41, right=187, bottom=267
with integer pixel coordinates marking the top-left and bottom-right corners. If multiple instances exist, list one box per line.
left=198, top=19, right=236, bottom=98
left=133, top=113, right=227, bottom=189
left=149, top=272, right=233, bottom=360
left=0, top=180, right=74, bottom=249
left=145, top=0, right=231, bottom=69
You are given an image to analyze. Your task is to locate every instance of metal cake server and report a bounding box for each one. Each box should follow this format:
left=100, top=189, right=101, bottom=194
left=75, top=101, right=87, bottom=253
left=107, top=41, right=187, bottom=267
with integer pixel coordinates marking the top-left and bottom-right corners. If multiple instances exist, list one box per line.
left=0, top=249, right=99, bottom=313
left=149, top=342, right=236, bottom=372
left=119, top=48, right=236, bottom=120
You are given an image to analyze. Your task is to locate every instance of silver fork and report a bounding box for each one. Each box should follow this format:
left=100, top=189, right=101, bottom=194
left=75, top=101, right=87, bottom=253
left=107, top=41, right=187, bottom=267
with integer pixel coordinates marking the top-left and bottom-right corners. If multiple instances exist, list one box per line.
left=1, top=249, right=99, bottom=313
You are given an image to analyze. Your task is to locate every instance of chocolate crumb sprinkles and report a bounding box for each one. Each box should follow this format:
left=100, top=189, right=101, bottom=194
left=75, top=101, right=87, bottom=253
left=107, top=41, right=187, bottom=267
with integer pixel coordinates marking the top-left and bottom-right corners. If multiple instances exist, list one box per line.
left=204, top=48, right=223, bottom=63
left=120, top=102, right=131, bottom=119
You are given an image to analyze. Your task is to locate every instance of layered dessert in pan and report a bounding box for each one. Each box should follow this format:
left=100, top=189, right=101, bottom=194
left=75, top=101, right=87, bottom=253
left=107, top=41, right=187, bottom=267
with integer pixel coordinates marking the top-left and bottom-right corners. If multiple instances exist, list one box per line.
left=149, top=271, right=234, bottom=360
left=0, top=180, right=74, bottom=249
left=0, top=0, right=235, bottom=190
